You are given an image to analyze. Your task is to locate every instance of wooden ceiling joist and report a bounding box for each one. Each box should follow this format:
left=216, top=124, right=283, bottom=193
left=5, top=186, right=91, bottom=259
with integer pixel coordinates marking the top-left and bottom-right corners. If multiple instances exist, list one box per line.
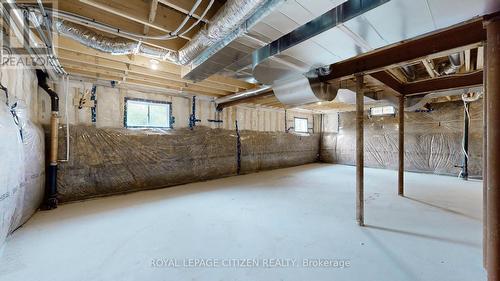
left=57, top=0, right=185, bottom=50
left=368, top=71, right=404, bottom=95
left=321, top=19, right=486, bottom=82
left=404, top=71, right=483, bottom=96
left=144, top=0, right=159, bottom=35
left=78, top=0, right=190, bottom=38
left=157, top=0, right=221, bottom=24
left=422, top=59, right=437, bottom=78
left=58, top=52, right=238, bottom=92
left=54, top=36, right=254, bottom=97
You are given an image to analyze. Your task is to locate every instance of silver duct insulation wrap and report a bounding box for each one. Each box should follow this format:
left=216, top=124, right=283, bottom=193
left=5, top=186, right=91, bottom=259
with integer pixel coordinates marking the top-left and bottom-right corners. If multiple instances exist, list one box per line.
left=441, top=53, right=463, bottom=75
left=405, top=87, right=483, bottom=111
left=49, top=0, right=283, bottom=66
left=272, top=74, right=338, bottom=107
left=179, top=0, right=283, bottom=66
left=55, top=20, right=178, bottom=62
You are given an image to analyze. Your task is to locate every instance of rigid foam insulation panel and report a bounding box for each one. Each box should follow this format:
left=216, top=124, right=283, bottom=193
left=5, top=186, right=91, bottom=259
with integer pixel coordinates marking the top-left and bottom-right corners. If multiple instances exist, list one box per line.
left=320, top=100, right=483, bottom=177
left=56, top=125, right=319, bottom=202
left=0, top=103, right=44, bottom=250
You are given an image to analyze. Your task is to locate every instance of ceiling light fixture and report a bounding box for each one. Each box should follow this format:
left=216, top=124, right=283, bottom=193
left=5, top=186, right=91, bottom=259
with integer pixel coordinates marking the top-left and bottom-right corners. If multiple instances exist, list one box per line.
left=150, top=59, right=159, bottom=70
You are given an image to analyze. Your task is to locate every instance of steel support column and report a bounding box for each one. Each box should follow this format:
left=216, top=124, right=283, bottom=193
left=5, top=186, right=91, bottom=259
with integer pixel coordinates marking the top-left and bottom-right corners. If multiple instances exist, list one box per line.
left=486, top=16, right=500, bottom=281
left=356, top=75, right=364, bottom=226
left=398, top=96, right=405, bottom=196
left=483, top=40, right=489, bottom=269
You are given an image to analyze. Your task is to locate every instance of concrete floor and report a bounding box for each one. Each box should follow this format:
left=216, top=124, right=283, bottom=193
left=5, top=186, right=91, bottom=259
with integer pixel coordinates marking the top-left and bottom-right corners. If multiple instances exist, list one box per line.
left=0, top=164, right=485, bottom=281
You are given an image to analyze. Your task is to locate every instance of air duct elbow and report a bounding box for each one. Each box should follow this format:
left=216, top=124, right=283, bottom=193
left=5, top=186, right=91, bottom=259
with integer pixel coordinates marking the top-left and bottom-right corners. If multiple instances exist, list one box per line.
left=441, top=53, right=463, bottom=75
left=272, top=74, right=338, bottom=107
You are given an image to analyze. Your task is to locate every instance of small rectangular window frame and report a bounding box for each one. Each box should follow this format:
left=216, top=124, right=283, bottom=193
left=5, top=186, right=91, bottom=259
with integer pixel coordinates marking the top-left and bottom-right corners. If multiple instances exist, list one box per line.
left=124, top=97, right=172, bottom=129
left=294, top=117, right=309, bottom=133
left=369, top=105, right=396, bottom=118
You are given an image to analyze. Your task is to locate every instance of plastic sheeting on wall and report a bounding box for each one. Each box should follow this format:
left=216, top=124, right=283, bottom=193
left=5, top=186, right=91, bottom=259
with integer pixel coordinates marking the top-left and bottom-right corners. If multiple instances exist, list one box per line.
left=8, top=104, right=45, bottom=232
left=0, top=101, right=45, bottom=250
left=320, top=101, right=483, bottom=177
left=0, top=104, right=24, bottom=249
left=56, top=125, right=319, bottom=202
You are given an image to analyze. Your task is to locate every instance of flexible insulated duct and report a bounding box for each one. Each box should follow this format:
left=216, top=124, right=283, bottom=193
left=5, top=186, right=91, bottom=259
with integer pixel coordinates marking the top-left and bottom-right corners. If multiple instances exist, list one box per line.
left=54, top=20, right=178, bottom=62
left=48, top=0, right=278, bottom=66
left=441, top=53, right=463, bottom=75
left=178, top=0, right=276, bottom=65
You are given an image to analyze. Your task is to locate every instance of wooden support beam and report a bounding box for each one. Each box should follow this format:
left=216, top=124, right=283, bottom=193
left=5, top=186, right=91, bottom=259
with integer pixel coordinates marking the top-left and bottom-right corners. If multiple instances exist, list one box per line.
left=398, top=96, right=405, bottom=196
left=422, top=59, right=437, bottom=78
left=321, top=20, right=486, bottom=81
left=371, top=68, right=483, bottom=97
left=157, top=0, right=215, bottom=24
left=369, top=71, right=404, bottom=95
left=56, top=36, right=181, bottom=73
left=387, top=68, right=407, bottom=83
left=465, top=49, right=472, bottom=71
left=404, top=71, right=483, bottom=96
left=57, top=1, right=186, bottom=50
left=477, top=46, right=485, bottom=69
left=144, top=0, right=159, bottom=35
left=355, top=75, right=364, bottom=227
left=60, top=58, right=230, bottom=96
left=216, top=90, right=274, bottom=110
left=483, top=42, right=488, bottom=271
left=79, top=0, right=192, bottom=40
left=55, top=37, right=255, bottom=92
left=485, top=16, right=500, bottom=281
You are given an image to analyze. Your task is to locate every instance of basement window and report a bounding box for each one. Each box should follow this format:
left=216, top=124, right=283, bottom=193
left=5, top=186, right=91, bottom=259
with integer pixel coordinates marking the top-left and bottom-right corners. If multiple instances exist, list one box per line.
left=369, top=106, right=396, bottom=117
left=294, top=117, right=309, bottom=133
left=124, top=98, right=172, bottom=128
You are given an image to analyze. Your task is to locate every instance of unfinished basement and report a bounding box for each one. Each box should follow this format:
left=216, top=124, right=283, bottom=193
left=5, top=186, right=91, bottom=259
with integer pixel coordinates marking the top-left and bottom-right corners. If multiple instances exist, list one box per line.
left=1, top=0, right=500, bottom=280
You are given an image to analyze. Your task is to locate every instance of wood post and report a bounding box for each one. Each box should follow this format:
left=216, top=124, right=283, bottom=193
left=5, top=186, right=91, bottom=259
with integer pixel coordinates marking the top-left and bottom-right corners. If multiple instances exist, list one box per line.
left=485, top=16, right=500, bottom=281
left=356, top=75, right=364, bottom=226
left=483, top=40, right=488, bottom=269
left=398, top=95, right=405, bottom=196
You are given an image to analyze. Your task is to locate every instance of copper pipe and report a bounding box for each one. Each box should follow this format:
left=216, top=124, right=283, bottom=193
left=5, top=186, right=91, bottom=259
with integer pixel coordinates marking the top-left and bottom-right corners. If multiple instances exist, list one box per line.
left=49, top=112, right=59, bottom=165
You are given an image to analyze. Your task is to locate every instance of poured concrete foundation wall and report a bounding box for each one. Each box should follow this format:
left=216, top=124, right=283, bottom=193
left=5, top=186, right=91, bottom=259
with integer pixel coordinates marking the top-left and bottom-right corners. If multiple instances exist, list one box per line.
left=320, top=100, right=483, bottom=177
left=57, top=125, right=319, bottom=202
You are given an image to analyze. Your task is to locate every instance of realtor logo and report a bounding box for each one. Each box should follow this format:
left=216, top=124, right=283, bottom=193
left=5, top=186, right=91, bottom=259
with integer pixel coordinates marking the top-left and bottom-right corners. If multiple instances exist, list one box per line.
left=0, top=1, right=58, bottom=69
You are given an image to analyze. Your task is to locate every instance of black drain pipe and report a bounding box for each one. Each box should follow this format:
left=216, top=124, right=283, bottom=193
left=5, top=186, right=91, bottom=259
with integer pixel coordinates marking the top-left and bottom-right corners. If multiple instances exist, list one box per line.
left=235, top=120, right=241, bottom=175
left=189, top=96, right=201, bottom=130
left=36, top=70, right=59, bottom=209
